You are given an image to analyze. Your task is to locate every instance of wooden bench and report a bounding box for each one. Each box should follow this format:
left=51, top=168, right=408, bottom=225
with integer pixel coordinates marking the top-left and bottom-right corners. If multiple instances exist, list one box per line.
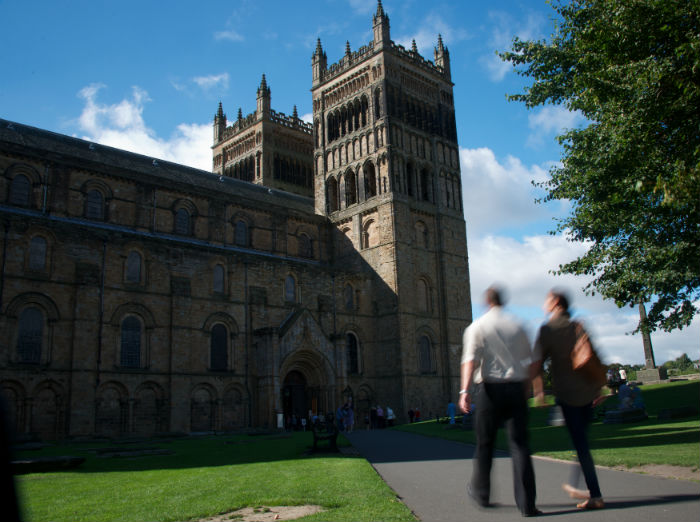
left=311, top=421, right=339, bottom=452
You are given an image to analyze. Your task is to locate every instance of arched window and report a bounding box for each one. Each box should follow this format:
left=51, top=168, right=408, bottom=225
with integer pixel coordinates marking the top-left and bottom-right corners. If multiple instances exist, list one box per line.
left=125, top=251, right=141, bottom=284
left=86, top=189, right=104, bottom=220
left=298, top=233, right=312, bottom=258
left=362, top=219, right=377, bottom=249
left=327, top=177, right=339, bottom=212
left=174, top=208, right=190, bottom=236
left=344, top=284, right=354, bottom=311
left=284, top=275, right=296, bottom=303
left=210, top=324, right=228, bottom=370
left=28, top=236, right=47, bottom=271
left=417, top=279, right=430, bottom=313
left=406, top=162, right=415, bottom=197
left=420, top=168, right=432, bottom=202
left=120, top=316, right=141, bottom=368
left=346, top=332, right=359, bottom=374
left=364, top=162, right=377, bottom=198
left=234, top=220, right=248, bottom=247
left=374, top=88, right=382, bottom=120
left=419, top=335, right=432, bottom=374
left=345, top=171, right=357, bottom=207
left=9, top=174, right=31, bottom=207
left=213, top=264, right=225, bottom=294
left=16, top=307, right=43, bottom=363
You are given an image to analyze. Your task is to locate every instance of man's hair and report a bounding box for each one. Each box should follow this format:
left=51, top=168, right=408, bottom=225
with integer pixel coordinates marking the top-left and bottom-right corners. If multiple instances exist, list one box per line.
left=549, top=288, right=570, bottom=312
left=485, top=285, right=505, bottom=307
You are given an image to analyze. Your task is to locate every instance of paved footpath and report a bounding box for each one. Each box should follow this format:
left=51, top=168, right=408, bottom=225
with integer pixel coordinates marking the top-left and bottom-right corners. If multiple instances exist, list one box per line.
left=345, top=429, right=699, bottom=522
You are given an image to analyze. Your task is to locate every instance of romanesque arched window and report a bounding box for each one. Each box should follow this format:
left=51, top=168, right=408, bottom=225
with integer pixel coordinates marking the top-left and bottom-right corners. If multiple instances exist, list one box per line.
left=16, top=307, right=43, bottom=363
left=125, top=251, right=142, bottom=284
left=419, top=335, right=432, bottom=374
left=86, top=189, right=105, bottom=220
left=210, top=324, right=228, bottom=371
left=406, top=162, right=415, bottom=197
left=28, top=236, right=47, bottom=272
left=327, top=177, right=339, bottom=212
left=362, top=219, right=377, bottom=249
left=9, top=174, right=31, bottom=207
left=174, top=208, right=191, bottom=236
left=298, top=233, right=313, bottom=259
left=120, top=316, right=142, bottom=368
left=420, top=168, right=432, bottom=202
left=417, top=279, right=430, bottom=314
left=364, top=162, right=377, bottom=198
left=374, top=88, right=382, bottom=120
left=234, top=220, right=248, bottom=247
left=346, top=332, right=360, bottom=374
left=213, top=264, right=225, bottom=294
left=284, top=274, right=296, bottom=303
left=345, top=171, right=357, bottom=207
left=344, top=283, right=354, bottom=311
left=361, top=95, right=368, bottom=126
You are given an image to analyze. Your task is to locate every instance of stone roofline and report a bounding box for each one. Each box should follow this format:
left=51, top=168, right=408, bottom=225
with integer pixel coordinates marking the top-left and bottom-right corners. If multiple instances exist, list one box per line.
left=319, top=40, right=449, bottom=86
left=0, top=118, right=315, bottom=213
left=220, top=108, right=312, bottom=142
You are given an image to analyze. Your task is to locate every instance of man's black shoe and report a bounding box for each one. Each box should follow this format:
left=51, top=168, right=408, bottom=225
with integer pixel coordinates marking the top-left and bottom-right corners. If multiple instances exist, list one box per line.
left=521, top=508, right=543, bottom=517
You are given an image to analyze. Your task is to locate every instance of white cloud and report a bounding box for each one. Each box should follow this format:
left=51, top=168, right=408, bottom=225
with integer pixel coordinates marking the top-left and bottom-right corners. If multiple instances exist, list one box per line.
left=347, top=0, right=375, bottom=15
left=463, top=144, right=700, bottom=365
left=481, top=10, right=545, bottom=82
left=396, top=14, right=469, bottom=58
left=468, top=233, right=700, bottom=366
left=214, top=29, right=244, bottom=42
left=193, top=73, right=230, bottom=91
left=460, top=147, right=552, bottom=236
left=527, top=106, right=586, bottom=148
left=301, top=112, right=313, bottom=124
left=75, top=83, right=211, bottom=170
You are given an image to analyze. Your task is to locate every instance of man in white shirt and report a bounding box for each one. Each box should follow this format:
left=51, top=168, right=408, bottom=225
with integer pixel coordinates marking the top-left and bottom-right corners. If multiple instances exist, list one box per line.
left=459, top=286, right=540, bottom=517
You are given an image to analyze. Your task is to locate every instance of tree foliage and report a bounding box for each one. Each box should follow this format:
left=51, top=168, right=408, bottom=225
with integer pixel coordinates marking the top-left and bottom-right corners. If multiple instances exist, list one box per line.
left=500, top=0, right=700, bottom=332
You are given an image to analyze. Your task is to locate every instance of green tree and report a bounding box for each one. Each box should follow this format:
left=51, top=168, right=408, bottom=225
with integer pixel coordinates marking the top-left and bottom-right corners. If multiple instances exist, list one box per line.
left=500, top=0, right=700, bottom=332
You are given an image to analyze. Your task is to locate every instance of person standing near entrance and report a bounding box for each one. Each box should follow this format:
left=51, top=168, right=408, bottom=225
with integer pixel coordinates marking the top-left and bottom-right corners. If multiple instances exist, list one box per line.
left=459, top=285, right=540, bottom=517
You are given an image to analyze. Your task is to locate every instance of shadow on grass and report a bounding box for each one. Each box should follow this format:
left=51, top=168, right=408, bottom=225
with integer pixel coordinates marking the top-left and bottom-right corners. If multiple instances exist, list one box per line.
left=12, top=431, right=358, bottom=475
left=528, top=422, right=699, bottom=453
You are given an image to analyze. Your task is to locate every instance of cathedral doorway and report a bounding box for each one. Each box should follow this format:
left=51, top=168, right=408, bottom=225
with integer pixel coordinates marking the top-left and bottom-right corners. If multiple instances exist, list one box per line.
left=282, top=370, right=308, bottom=423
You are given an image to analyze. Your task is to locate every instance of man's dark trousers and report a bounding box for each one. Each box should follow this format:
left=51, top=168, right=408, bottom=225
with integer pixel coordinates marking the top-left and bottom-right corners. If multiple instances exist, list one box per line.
left=472, top=381, right=537, bottom=513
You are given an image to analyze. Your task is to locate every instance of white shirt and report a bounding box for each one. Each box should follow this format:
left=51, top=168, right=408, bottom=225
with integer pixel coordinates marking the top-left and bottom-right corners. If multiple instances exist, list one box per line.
left=461, top=306, right=533, bottom=383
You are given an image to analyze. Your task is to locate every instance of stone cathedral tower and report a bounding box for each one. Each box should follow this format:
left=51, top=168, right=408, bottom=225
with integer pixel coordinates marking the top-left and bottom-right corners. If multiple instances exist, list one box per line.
left=311, top=1, right=472, bottom=416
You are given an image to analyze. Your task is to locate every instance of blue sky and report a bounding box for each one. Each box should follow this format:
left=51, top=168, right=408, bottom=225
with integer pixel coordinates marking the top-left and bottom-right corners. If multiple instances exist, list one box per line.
left=1, top=0, right=697, bottom=365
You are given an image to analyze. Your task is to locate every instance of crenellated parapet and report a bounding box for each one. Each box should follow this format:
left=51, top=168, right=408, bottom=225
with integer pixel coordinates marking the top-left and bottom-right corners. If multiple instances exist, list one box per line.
left=389, top=41, right=449, bottom=79
left=269, top=109, right=313, bottom=135
left=317, top=38, right=450, bottom=88
left=220, top=111, right=258, bottom=142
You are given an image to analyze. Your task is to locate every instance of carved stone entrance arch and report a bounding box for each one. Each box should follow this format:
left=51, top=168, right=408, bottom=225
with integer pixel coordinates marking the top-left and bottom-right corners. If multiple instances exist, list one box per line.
left=280, top=348, right=335, bottom=421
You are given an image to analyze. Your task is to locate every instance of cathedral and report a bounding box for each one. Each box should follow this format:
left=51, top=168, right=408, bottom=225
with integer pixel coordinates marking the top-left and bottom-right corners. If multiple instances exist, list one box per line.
left=0, top=2, right=472, bottom=439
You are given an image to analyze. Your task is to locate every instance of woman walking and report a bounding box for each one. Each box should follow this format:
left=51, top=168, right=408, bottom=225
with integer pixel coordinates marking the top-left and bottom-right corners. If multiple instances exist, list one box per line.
left=532, top=289, right=605, bottom=510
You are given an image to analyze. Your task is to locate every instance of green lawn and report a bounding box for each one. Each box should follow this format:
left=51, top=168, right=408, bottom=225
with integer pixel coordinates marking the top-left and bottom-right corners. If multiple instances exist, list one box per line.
left=14, top=433, right=415, bottom=522
left=397, top=380, right=700, bottom=470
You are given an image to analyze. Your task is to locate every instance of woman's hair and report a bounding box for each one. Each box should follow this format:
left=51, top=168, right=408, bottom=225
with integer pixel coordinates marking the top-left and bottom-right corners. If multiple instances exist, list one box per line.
left=549, top=288, right=570, bottom=312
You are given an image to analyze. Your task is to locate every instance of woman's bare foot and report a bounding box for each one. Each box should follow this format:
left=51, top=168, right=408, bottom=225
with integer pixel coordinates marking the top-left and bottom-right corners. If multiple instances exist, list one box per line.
left=562, top=483, right=589, bottom=500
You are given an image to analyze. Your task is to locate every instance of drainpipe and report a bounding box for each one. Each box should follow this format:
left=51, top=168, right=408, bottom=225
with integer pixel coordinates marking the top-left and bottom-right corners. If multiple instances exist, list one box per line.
left=244, top=261, right=252, bottom=427
left=0, top=223, right=8, bottom=314
left=96, top=241, right=106, bottom=385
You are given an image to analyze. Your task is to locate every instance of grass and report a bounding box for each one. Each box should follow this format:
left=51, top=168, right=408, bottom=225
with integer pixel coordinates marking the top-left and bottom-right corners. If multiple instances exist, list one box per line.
left=397, top=380, right=700, bottom=470
left=14, top=432, right=415, bottom=522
